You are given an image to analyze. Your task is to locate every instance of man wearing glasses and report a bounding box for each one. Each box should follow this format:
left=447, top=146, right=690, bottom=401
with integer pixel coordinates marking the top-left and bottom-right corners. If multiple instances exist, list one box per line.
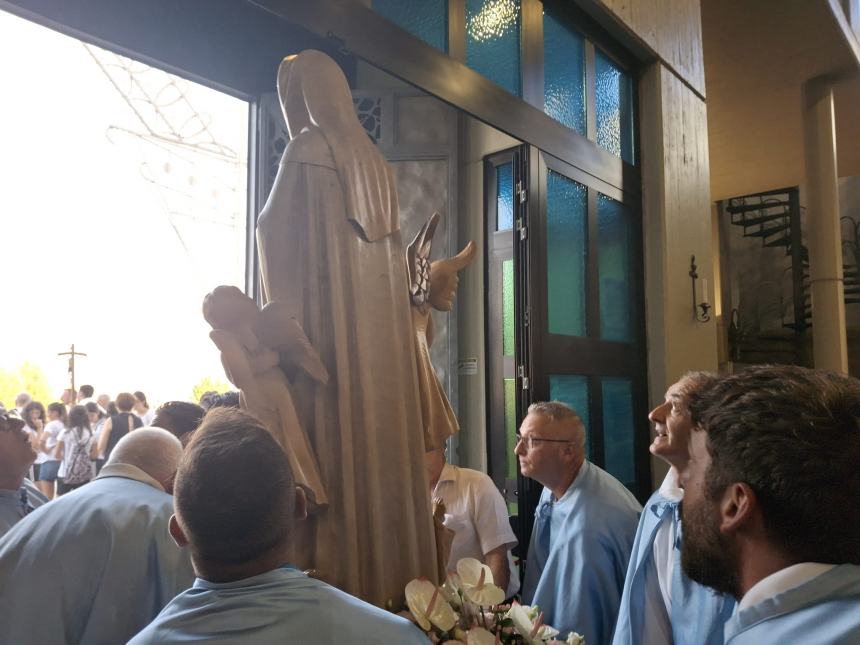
left=518, top=401, right=641, bottom=644
left=0, top=406, right=47, bottom=539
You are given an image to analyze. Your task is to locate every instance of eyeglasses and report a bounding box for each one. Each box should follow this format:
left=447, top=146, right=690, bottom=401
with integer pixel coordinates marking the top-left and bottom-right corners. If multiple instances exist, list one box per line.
left=515, top=433, right=574, bottom=450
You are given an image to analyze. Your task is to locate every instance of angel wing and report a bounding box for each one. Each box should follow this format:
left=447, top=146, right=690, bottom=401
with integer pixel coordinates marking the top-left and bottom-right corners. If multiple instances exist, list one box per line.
left=406, top=211, right=440, bottom=309
left=258, top=301, right=329, bottom=384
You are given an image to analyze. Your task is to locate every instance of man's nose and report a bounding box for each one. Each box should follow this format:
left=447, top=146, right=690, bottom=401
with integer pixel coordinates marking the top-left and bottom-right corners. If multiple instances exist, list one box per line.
left=648, top=403, right=666, bottom=424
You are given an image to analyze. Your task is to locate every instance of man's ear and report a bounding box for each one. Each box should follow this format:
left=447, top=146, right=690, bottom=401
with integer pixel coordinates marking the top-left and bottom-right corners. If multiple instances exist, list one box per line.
left=719, top=482, right=757, bottom=534
left=294, top=486, right=308, bottom=521
left=168, top=514, right=189, bottom=548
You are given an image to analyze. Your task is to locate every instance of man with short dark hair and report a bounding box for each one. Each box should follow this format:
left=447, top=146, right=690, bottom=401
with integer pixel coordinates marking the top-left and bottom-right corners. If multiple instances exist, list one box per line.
left=0, top=428, right=194, bottom=644
left=613, top=373, right=734, bottom=645
left=129, top=407, right=429, bottom=644
left=77, top=384, right=95, bottom=404
left=518, top=401, right=641, bottom=644
left=682, top=365, right=860, bottom=644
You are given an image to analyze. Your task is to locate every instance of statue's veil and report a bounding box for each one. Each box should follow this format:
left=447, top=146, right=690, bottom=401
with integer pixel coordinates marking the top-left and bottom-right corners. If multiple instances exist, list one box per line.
left=278, top=50, right=400, bottom=243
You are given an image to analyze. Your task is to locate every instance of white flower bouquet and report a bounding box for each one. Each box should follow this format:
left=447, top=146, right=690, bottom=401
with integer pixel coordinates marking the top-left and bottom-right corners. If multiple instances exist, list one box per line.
left=404, top=558, right=584, bottom=645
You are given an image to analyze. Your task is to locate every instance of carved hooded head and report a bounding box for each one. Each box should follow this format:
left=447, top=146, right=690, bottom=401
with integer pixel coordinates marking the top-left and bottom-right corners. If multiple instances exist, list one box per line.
left=276, top=50, right=399, bottom=243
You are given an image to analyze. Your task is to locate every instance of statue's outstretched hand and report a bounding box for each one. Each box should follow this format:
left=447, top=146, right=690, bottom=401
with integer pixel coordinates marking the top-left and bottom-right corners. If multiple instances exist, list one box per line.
left=428, top=241, right=476, bottom=312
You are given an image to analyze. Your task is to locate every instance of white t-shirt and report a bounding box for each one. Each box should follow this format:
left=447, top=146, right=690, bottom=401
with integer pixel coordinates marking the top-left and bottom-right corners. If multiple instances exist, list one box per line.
left=91, top=418, right=107, bottom=460
left=58, top=427, right=95, bottom=480
left=36, top=420, right=64, bottom=464
left=433, top=464, right=520, bottom=598
left=137, top=409, right=155, bottom=427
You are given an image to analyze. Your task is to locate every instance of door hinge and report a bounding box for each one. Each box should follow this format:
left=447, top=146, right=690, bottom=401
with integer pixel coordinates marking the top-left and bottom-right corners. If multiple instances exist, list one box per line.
left=517, top=180, right=528, bottom=204
left=516, top=217, right=528, bottom=240
left=518, top=365, right=529, bottom=390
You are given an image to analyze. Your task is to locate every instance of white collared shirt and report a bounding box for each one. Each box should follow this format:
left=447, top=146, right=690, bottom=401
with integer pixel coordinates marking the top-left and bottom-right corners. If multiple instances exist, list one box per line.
left=433, top=463, right=519, bottom=597
left=739, top=563, right=836, bottom=611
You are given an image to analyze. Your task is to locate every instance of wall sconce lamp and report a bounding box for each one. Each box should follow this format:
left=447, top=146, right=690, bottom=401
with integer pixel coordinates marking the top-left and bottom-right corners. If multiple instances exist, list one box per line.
left=689, top=255, right=711, bottom=322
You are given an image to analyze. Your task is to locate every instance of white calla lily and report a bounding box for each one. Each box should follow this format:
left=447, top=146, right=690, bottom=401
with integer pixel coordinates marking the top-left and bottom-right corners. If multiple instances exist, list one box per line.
left=405, top=578, right=458, bottom=632
left=465, top=626, right=501, bottom=645
left=505, top=601, right=551, bottom=645
left=440, top=571, right=464, bottom=608
left=456, top=558, right=506, bottom=606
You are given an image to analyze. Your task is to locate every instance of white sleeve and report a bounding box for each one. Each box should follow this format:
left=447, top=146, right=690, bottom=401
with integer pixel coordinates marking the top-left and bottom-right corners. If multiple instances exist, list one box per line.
left=471, top=473, right=518, bottom=556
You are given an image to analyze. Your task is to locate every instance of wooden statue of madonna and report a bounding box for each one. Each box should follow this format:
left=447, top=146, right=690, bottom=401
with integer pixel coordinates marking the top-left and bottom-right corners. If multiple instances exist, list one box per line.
left=207, top=49, right=475, bottom=608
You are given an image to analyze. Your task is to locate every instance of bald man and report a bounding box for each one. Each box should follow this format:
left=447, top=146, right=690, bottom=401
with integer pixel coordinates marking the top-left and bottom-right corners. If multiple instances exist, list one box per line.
left=0, top=428, right=194, bottom=645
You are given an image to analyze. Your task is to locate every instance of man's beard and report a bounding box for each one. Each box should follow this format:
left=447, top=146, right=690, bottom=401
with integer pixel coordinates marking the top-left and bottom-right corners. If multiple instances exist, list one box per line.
left=681, top=498, right=742, bottom=598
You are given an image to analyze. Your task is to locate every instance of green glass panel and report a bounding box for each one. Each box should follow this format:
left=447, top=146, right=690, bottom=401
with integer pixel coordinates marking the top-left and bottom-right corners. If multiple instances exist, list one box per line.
left=602, top=377, right=636, bottom=489
left=549, top=374, right=591, bottom=459
left=466, top=0, right=522, bottom=96
left=504, top=377, right=517, bottom=480
left=503, top=259, right=514, bottom=356
left=496, top=162, right=514, bottom=230
left=372, top=0, right=448, bottom=52
left=546, top=170, right=587, bottom=337
left=543, top=8, right=586, bottom=134
left=598, top=193, right=632, bottom=342
left=595, top=49, right=635, bottom=164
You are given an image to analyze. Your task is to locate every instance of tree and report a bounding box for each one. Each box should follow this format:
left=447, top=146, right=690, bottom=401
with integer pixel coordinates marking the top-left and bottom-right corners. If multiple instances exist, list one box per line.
left=190, top=375, right=231, bottom=404
left=0, top=362, right=53, bottom=410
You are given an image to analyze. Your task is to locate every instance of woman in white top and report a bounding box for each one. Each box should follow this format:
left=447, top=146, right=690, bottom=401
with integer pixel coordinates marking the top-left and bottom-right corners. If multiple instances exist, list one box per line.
left=36, top=402, right=66, bottom=499
left=21, top=401, right=46, bottom=479
left=56, top=405, right=95, bottom=495
left=133, top=391, right=155, bottom=427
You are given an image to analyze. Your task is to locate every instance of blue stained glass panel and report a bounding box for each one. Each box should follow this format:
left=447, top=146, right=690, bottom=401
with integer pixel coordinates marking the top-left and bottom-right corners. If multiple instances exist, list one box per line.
left=602, top=377, right=635, bottom=489
left=546, top=170, right=587, bottom=337
left=595, top=50, right=634, bottom=164
left=543, top=9, right=586, bottom=134
left=372, top=0, right=449, bottom=52
left=598, top=194, right=632, bottom=342
left=466, top=0, right=521, bottom=96
left=497, top=162, right=514, bottom=230
left=550, top=374, right=591, bottom=459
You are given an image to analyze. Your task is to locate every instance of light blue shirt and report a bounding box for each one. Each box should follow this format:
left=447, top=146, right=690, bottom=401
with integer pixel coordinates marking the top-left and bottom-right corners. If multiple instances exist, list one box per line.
left=0, top=478, right=47, bottom=538
left=129, top=566, right=430, bottom=644
left=612, top=482, right=734, bottom=645
left=725, top=564, right=860, bottom=644
left=0, top=465, right=194, bottom=645
left=522, top=460, right=642, bottom=644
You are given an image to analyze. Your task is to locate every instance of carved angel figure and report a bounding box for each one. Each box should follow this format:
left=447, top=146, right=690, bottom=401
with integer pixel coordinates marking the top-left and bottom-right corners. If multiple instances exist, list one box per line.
left=407, top=212, right=477, bottom=450
left=202, top=285, right=328, bottom=509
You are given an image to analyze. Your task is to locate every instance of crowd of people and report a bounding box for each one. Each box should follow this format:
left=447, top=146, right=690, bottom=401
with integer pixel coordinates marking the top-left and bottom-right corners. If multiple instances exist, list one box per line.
left=0, top=364, right=857, bottom=644
left=5, top=386, right=203, bottom=502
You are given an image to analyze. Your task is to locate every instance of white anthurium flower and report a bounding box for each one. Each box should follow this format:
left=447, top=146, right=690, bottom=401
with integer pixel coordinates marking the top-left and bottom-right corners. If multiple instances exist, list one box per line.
left=405, top=578, right=458, bottom=632
left=465, top=626, right=500, bottom=645
left=505, top=601, right=553, bottom=645
left=441, top=572, right=464, bottom=608
left=566, top=632, right=585, bottom=645
left=456, top=558, right=506, bottom=606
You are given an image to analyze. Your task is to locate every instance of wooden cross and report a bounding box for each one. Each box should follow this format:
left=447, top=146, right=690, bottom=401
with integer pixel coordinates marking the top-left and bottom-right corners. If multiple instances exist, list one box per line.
left=57, top=344, right=87, bottom=397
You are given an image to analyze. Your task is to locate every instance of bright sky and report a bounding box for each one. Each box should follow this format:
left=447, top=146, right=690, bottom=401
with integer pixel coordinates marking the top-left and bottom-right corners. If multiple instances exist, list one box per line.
left=0, top=9, right=249, bottom=406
